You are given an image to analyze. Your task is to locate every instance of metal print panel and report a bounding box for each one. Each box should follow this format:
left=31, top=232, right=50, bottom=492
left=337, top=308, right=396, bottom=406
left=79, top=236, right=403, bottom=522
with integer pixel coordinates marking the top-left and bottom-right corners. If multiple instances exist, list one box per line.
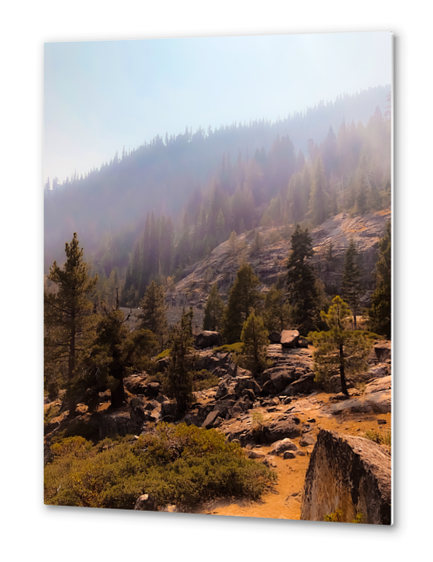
left=44, top=31, right=392, bottom=524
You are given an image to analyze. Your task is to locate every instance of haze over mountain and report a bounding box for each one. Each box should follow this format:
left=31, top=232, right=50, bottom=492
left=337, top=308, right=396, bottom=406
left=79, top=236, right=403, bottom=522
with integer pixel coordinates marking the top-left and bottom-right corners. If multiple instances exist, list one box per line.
left=45, top=84, right=390, bottom=289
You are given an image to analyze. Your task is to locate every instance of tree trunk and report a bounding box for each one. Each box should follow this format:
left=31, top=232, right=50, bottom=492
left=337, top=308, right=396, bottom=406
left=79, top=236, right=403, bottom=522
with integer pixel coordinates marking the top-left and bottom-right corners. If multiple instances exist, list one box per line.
left=68, top=313, right=76, bottom=381
left=339, top=343, right=349, bottom=396
left=110, top=378, right=126, bottom=408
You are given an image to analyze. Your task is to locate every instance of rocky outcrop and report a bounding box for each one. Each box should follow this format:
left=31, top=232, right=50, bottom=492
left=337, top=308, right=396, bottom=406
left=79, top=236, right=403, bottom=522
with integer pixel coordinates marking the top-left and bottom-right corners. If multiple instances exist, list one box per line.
left=166, top=210, right=390, bottom=323
left=301, top=429, right=391, bottom=525
left=328, top=376, right=391, bottom=415
left=222, top=414, right=302, bottom=446
left=195, top=331, right=223, bottom=349
left=281, top=330, right=300, bottom=348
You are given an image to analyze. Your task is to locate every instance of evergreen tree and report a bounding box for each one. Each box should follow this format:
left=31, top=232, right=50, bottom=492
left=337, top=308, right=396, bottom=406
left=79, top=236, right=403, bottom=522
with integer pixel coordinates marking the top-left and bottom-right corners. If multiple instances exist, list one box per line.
left=222, top=263, right=263, bottom=343
left=341, top=237, right=361, bottom=328
left=44, top=233, right=99, bottom=414
left=368, top=220, right=391, bottom=338
left=165, top=309, right=195, bottom=418
left=203, top=283, right=224, bottom=331
left=90, top=310, right=158, bottom=408
left=240, top=312, right=269, bottom=374
left=286, top=225, right=319, bottom=335
left=137, top=280, right=168, bottom=351
left=263, top=285, right=291, bottom=332
left=309, top=296, right=375, bottom=396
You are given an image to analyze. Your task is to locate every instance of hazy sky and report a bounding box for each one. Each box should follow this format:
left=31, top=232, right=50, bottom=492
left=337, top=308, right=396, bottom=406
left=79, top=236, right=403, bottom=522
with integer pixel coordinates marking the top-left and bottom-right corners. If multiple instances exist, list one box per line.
left=44, top=31, right=392, bottom=184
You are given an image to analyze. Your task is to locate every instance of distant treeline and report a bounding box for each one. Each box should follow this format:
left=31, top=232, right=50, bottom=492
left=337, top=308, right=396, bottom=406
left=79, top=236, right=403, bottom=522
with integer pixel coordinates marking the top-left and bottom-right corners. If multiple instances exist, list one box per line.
left=44, top=85, right=391, bottom=306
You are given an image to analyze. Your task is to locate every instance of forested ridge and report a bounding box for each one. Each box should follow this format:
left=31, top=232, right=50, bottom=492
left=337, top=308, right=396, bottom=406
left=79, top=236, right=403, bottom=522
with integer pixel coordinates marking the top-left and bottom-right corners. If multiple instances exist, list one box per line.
left=44, top=85, right=390, bottom=308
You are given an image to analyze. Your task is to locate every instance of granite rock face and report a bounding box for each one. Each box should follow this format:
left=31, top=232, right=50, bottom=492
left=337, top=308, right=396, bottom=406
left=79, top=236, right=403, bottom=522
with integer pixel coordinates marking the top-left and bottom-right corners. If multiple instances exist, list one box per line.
left=301, top=429, right=391, bottom=525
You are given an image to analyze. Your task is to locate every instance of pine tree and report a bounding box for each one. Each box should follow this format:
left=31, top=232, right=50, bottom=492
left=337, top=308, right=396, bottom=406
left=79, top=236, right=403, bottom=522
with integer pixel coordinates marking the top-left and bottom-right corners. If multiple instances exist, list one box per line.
left=44, top=233, right=99, bottom=414
left=286, top=225, right=319, bottom=335
left=137, top=280, right=168, bottom=351
left=203, top=283, right=224, bottom=331
left=90, top=310, right=158, bottom=408
left=368, top=220, right=391, bottom=338
left=240, top=312, right=269, bottom=374
left=263, top=285, right=291, bottom=332
left=222, top=263, right=263, bottom=344
left=309, top=296, right=375, bottom=396
left=165, top=309, right=195, bottom=418
left=341, top=237, right=361, bottom=328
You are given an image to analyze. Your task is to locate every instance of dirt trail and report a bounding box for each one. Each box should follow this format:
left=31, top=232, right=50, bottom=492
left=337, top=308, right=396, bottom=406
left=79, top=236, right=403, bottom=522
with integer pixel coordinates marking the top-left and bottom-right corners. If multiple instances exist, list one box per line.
left=196, top=392, right=391, bottom=520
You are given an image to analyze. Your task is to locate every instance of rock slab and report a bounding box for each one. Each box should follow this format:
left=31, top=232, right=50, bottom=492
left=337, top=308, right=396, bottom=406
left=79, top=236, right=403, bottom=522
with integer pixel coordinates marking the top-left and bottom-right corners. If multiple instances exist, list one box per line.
left=301, top=429, right=391, bottom=525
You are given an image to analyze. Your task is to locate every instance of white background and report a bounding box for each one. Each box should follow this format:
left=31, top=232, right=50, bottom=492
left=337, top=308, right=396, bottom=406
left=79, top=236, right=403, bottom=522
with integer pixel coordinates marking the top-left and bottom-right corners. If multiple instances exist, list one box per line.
left=0, top=1, right=430, bottom=560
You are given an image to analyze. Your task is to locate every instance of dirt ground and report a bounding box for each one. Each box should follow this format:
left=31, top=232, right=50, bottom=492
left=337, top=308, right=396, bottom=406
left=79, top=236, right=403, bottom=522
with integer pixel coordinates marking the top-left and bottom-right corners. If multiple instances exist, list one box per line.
left=195, top=392, right=391, bottom=520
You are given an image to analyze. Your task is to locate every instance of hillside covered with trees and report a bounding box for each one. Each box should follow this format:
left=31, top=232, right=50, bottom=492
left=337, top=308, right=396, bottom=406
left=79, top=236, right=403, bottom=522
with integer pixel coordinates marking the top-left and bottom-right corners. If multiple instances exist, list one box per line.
left=44, top=85, right=390, bottom=309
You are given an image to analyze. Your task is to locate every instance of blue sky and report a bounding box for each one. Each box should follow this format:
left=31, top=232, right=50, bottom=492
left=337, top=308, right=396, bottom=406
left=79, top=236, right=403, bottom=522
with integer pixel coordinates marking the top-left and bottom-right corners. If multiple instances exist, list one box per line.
left=44, top=31, right=392, bottom=184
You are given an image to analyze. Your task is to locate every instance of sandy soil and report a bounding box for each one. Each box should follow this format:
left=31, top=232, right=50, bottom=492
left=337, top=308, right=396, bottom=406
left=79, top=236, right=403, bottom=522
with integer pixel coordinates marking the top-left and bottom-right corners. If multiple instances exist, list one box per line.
left=196, top=392, right=391, bottom=521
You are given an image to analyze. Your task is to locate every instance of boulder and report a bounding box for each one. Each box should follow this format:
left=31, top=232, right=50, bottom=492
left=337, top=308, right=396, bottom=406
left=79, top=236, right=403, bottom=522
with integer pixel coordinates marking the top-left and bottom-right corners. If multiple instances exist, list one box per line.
left=286, top=373, right=316, bottom=396
left=134, top=493, right=158, bottom=511
left=195, top=331, right=223, bottom=349
left=144, top=381, right=161, bottom=398
left=160, top=400, right=177, bottom=418
left=283, top=451, right=296, bottom=459
left=269, top=331, right=281, bottom=343
left=373, top=340, right=391, bottom=363
left=299, top=434, right=315, bottom=447
left=301, top=430, right=391, bottom=525
left=202, top=410, right=221, bottom=429
left=329, top=376, right=391, bottom=416
left=269, top=438, right=298, bottom=456
left=281, top=330, right=300, bottom=348
left=234, top=376, right=261, bottom=398
left=123, top=374, right=148, bottom=395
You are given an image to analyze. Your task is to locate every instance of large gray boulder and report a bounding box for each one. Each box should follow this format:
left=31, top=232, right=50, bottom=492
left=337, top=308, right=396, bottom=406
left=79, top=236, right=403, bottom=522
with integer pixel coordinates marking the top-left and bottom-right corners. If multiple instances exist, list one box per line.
left=301, top=430, right=391, bottom=525
left=195, top=331, right=223, bottom=349
left=281, top=330, right=300, bottom=348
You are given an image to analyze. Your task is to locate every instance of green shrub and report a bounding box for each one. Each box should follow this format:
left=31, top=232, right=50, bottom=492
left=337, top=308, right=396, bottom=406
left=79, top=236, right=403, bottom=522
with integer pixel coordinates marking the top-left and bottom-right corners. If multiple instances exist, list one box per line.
left=363, top=429, right=391, bottom=447
left=155, top=349, right=170, bottom=360
left=214, top=342, right=244, bottom=354
left=44, top=423, right=277, bottom=509
left=324, top=508, right=344, bottom=522
left=191, top=370, right=220, bottom=391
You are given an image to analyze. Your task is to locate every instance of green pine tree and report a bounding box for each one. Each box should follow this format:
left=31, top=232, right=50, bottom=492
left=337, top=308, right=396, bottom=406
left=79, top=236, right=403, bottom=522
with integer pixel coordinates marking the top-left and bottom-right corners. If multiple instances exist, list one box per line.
left=203, top=283, right=224, bottom=331
left=137, top=280, right=168, bottom=351
left=222, top=263, right=263, bottom=344
left=309, top=296, right=376, bottom=396
left=341, top=237, right=361, bottom=328
left=263, top=285, right=291, bottom=332
left=164, top=309, right=195, bottom=418
left=240, top=312, right=269, bottom=374
left=368, top=220, right=391, bottom=338
left=90, top=310, right=158, bottom=408
left=44, top=233, right=99, bottom=414
left=286, top=225, right=319, bottom=335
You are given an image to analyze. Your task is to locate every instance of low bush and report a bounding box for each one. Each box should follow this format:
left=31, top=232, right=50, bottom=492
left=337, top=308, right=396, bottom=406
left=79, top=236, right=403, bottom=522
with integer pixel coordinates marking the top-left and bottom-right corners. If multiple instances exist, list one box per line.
left=213, top=342, right=244, bottom=354
left=155, top=349, right=170, bottom=361
left=191, top=370, right=220, bottom=391
left=363, top=429, right=391, bottom=447
left=44, top=423, right=277, bottom=509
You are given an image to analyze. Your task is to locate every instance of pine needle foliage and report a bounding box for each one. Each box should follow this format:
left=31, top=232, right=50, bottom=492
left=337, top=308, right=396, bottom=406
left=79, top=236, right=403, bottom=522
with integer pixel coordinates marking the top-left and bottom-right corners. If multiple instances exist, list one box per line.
left=368, top=220, right=391, bottom=338
left=286, top=225, right=319, bottom=335
left=137, top=280, right=168, bottom=351
left=341, top=237, right=361, bottom=328
left=222, top=263, right=263, bottom=344
left=44, top=233, right=99, bottom=413
left=309, top=296, right=376, bottom=396
left=203, top=282, right=224, bottom=331
left=240, top=312, right=269, bottom=374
